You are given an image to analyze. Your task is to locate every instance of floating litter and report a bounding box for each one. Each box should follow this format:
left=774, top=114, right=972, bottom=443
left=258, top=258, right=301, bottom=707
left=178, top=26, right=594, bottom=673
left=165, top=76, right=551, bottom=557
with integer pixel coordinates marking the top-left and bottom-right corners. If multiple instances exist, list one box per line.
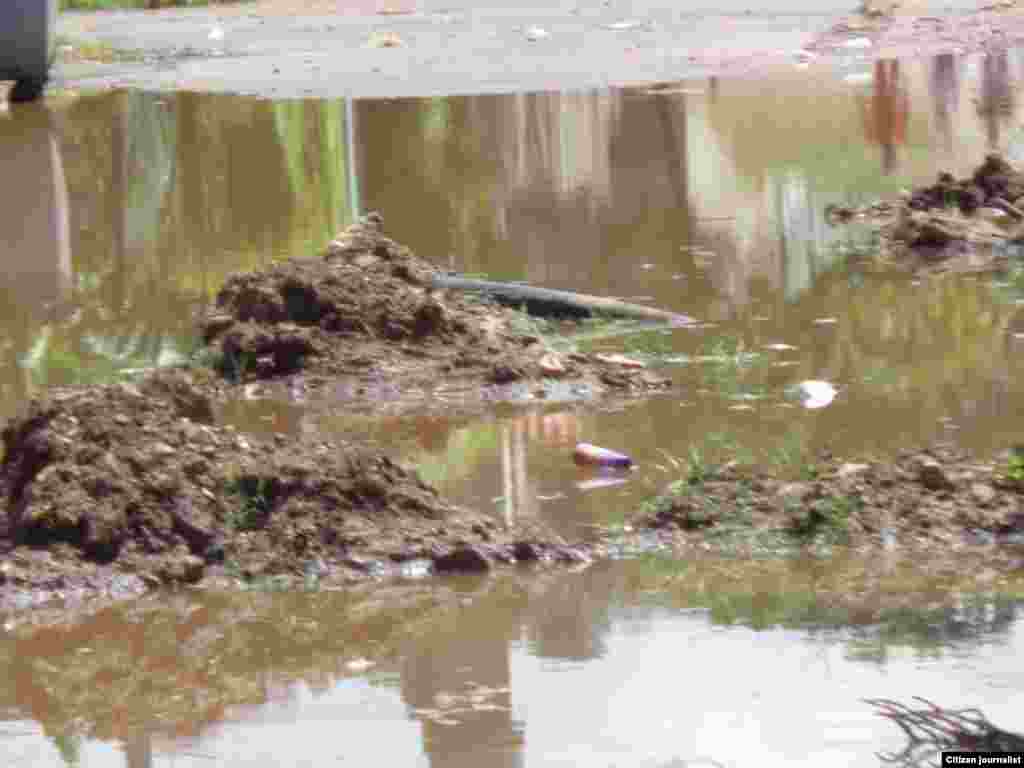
left=794, top=380, right=838, bottom=409
left=602, top=20, right=643, bottom=30
left=573, top=443, right=633, bottom=468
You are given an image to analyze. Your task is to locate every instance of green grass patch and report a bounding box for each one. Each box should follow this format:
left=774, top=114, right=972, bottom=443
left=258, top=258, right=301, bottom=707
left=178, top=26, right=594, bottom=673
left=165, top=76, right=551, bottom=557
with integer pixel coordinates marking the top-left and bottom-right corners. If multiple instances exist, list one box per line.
left=223, top=475, right=273, bottom=532
left=786, top=494, right=858, bottom=546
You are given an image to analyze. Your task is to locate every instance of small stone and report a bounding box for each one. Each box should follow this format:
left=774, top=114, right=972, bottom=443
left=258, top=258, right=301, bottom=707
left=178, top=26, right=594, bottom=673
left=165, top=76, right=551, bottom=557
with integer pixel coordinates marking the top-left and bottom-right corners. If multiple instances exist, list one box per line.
left=152, top=442, right=176, bottom=457
left=777, top=482, right=811, bottom=501
left=513, top=541, right=543, bottom=561
left=836, top=462, right=871, bottom=480
left=917, top=456, right=955, bottom=491
left=970, top=482, right=996, bottom=506
left=433, top=545, right=493, bottom=573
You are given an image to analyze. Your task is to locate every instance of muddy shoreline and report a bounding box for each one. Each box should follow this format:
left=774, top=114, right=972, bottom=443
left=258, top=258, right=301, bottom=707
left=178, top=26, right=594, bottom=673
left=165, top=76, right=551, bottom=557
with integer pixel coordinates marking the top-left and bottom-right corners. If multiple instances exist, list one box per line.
left=3, top=216, right=1024, bottom=611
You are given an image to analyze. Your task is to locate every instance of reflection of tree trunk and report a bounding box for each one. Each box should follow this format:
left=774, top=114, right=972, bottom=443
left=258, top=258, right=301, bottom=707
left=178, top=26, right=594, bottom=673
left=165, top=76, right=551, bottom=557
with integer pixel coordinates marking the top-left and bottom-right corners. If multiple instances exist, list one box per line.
left=980, top=50, right=1012, bottom=150
left=930, top=53, right=958, bottom=152
left=177, top=92, right=207, bottom=283
left=498, top=419, right=536, bottom=524
left=110, top=91, right=128, bottom=320
left=399, top=590, right=527, bottom=768
left=124, top=730, right=153, bottom=768
left=653, top=94, right=688, bottom=211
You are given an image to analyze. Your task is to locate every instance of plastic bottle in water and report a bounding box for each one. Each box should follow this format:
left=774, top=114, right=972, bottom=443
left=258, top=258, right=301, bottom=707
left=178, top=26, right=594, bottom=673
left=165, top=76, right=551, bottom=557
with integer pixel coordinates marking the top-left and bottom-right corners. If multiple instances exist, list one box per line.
left=573, top=442, right=633, bottom=468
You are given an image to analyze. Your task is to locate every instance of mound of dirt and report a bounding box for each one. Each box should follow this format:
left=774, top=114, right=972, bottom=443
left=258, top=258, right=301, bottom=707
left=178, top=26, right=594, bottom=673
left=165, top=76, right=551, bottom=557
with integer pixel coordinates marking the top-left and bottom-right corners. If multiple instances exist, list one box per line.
left=635, top=444, right=1024, bottom=555
left=199, top=214, right=670, bottom=401
left=0, top=371, right=586, bottom=609
left=826, top=155, right=1024, bottom=271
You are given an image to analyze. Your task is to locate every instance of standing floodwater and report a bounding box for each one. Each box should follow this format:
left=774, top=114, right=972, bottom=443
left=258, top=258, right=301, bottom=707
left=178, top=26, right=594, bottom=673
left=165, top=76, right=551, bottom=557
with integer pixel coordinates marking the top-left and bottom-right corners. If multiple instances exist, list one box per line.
left=4, top=45, right=1024, bottom=767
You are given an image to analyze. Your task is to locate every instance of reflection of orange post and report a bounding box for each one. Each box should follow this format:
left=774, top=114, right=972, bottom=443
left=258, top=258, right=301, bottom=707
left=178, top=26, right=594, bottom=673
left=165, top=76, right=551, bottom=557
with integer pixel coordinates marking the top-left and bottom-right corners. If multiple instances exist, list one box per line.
left=860, top=60, right=909, bottom=174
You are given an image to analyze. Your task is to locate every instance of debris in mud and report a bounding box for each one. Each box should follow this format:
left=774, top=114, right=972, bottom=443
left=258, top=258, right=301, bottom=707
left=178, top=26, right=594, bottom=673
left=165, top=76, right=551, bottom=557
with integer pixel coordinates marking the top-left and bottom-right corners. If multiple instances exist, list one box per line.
left=200, top=213, right=671, bottom=405
left=366, top=30, right=405, bottom=48
left=635, top=444, right=1024, bottom=553
left=826, top=154, right=1024, bottom=273
left=0, top=372, right=583, bottom=608
left=870, top=697, right=1024, bottom=766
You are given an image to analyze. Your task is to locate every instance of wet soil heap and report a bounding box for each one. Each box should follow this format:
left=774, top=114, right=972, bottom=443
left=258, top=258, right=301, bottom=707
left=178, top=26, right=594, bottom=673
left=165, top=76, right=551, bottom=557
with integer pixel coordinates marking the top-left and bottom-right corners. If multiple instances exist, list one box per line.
left=0, top=371, right=583, bottom=608
left=638, top=445, right=1024, bottom=557
left=0, top=216, right=670, bottom=609
left=5, top=215, right=1024, bottom=610
left=200, top=214, right=670, bottom=398
left=828, top=154, right=1024, bottom=269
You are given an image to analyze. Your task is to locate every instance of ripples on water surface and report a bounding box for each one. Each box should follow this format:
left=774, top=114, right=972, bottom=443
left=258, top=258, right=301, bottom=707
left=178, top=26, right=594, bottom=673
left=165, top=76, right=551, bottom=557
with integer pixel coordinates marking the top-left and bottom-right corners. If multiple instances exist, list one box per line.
left=4, top=47, right=1024, bottom=765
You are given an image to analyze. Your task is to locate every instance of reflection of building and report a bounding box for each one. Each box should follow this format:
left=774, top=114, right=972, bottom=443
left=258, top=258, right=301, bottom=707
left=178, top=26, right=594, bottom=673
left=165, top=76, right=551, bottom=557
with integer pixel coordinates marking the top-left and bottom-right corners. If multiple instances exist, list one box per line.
left=524, top=560, right=618, bottom=661
left=399, top=585, right=527, bottom=768
left=396, top=564, right=625, bottom=768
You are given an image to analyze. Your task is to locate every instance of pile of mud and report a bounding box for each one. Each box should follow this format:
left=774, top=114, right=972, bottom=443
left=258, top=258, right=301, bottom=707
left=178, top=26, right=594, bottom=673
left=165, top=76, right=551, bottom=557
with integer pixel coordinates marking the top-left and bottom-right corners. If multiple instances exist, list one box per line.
left=0, top=371, right=584, bottom=608
left=636, top=445, right=1024, bottom=556
left=828, top=155, right=1024, bottom=270
left=199, top=214, right=670, bottom=400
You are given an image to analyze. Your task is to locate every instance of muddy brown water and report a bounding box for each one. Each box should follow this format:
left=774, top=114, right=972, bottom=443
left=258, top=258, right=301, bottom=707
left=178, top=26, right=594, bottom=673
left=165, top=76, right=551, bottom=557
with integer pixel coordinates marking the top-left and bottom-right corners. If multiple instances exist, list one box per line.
left=1, top=555, right=1024, bottom=766
left=5, top=48, right=1024, bottom=764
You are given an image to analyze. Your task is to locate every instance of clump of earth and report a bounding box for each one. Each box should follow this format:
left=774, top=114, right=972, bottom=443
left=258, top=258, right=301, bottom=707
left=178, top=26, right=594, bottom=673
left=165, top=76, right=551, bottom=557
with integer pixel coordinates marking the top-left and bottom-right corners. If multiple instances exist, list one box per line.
left=0, top=371, right=590, bottom=610
left=636, top=443, right=1024, bottom=564
left=826, top=154, right=1024, bottom=272
left=199, top=213, right=670, bottom=404
left=5, top=216, right=1024, bottom=611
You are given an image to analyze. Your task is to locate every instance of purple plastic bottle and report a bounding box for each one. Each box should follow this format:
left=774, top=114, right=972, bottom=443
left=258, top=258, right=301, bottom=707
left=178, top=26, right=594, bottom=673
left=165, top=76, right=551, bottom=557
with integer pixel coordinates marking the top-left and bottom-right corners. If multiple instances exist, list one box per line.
left=573, top=442, right=634, bottom=469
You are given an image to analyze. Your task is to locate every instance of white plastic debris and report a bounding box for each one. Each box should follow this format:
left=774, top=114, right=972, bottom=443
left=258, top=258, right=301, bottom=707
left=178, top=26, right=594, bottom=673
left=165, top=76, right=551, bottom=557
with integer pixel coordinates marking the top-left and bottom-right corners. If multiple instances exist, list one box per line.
left=843, top=37, right=872, bottom=49
left=796, top=380, right=838, bottom=410
left=843, top=71, right=874, bottom=86
left=602, top=20, right=642, bottom=30
left=208, top=25, right=225, bottom=41
left=525, top=26, right=550, bottom=41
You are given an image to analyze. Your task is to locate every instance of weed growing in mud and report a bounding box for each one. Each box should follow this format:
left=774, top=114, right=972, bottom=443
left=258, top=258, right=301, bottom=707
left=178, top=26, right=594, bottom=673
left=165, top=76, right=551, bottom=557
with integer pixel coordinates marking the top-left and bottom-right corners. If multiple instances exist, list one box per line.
left=1006, top=449, right=1024, bottom=483
left=224, top=476, right=272, bottom=532
left=765, top=430, right=817, bottom=480
left=786, top=494, right=858, bottom=546
left=698, top=335, right=764, bottom=397
left=185, top=344, right=256, bottom=383
left=220, top=349, right=259, bottom=383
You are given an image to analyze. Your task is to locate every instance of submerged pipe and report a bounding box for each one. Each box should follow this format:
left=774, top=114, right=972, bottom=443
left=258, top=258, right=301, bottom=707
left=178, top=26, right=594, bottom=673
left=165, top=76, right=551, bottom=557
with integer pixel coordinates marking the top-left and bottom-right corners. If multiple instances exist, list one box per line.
left=429, top=273, right=696, bottom=326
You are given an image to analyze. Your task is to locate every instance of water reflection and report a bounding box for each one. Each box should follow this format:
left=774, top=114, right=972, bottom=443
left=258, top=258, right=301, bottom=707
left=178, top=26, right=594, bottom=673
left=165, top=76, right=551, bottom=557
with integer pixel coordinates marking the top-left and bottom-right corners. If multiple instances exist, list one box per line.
left=930, top=53, right=960, bottom=152
left=0, top=102, right=73, bottom=408
left=4, top=51, right=1024, bottom=432
left=0, top=91, right=356, bottom=424
left=860, top=60, right=910, bottom=174
left=0, top=557, right=1022, bottom=766
left=979, top=49, right=1015, bottom=149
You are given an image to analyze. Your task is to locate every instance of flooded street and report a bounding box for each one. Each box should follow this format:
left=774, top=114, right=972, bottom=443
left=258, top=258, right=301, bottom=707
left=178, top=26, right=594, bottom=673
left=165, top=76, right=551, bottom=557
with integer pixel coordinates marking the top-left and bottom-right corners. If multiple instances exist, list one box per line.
left=5, top=41, right=1024, bottom=765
